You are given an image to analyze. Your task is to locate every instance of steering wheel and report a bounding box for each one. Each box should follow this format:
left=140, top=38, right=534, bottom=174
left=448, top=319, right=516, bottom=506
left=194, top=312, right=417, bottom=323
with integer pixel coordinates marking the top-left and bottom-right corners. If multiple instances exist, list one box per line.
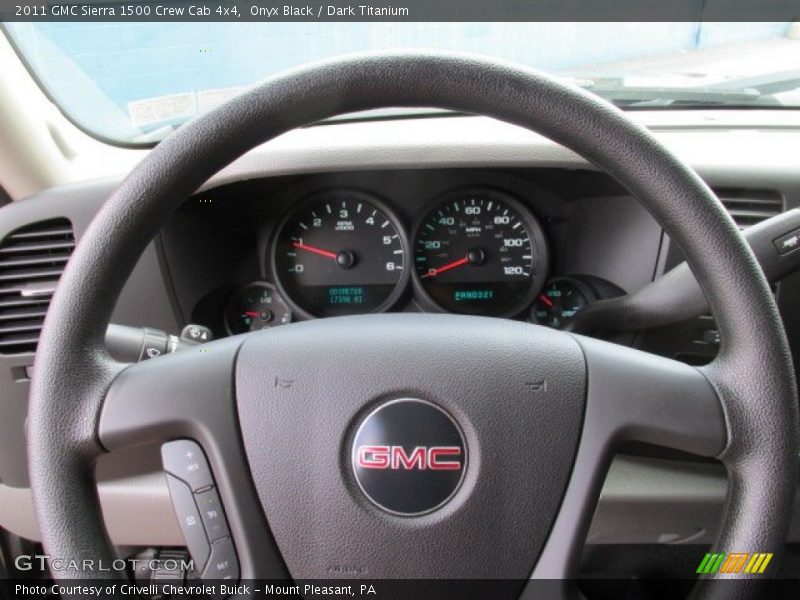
left=28, top=53, right=798, bottom=599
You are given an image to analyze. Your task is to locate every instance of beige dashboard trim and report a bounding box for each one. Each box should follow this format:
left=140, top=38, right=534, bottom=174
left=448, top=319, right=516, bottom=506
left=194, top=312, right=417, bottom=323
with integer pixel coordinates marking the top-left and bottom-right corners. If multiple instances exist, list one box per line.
left=0, top=472, right=181, bottom=546
left=3, top=456, right=798, bottom=546
left=200, top=115, right=800, bottom=193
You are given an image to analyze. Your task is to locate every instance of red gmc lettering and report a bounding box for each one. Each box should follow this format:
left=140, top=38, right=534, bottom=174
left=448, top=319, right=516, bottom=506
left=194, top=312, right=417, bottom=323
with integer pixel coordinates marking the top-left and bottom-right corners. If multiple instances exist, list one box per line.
left=357, top=445, right=390, bottom=469
left=356, top=446, right=462, bottom=470
left=392, top=446, right=427, bottom=469
left=428, top=446, right=462, bottom=470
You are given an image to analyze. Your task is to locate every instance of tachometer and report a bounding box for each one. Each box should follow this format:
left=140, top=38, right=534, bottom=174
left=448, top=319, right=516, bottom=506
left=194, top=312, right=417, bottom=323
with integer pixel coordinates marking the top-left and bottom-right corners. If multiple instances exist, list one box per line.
left=413, top=189, right=548, bottom=316
left=273, top=190, right=409, bottom=318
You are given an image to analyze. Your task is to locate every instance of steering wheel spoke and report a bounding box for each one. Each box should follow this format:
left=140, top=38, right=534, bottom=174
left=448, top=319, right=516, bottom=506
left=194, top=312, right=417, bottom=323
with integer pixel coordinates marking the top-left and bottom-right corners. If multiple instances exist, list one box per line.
left=98, top=336, right=287, bottom=579
left=99, top=337, right=241, bottom=451
left=529, top=335, right=727, bottom=588
left=575, top=335, right=727, bottom=457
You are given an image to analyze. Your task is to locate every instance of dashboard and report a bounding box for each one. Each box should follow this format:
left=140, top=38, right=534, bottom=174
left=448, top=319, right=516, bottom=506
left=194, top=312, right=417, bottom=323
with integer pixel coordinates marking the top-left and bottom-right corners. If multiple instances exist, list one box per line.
left=163, top=169, right=651, bottom=341
left=2, top=112, right=800, bottom=551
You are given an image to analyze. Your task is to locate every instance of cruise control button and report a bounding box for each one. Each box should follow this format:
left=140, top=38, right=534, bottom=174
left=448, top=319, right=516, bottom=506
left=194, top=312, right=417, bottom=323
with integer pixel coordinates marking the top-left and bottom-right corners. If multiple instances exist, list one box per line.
left=162, top=440, right=214, bottom=492
left=202, top=537, right=239, bottom=581
left=165, top=474, right=210, bottom=573
left=195, top=487, right=230, bottom=542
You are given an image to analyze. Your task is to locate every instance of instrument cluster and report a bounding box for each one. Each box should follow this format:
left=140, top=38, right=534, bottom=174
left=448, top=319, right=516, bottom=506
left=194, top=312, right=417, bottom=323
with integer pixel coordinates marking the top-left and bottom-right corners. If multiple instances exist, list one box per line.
left=222, top=185, right=612, bottom=333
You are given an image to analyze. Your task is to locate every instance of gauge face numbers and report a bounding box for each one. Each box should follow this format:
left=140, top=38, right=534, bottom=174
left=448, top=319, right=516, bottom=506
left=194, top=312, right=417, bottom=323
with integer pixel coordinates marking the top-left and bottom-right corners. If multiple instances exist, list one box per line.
left=273, top=191, right=408, bottom=318
left=225, top=282, right=292, bottom=334
left=531, top=279, right=593, bottom=329
left=414, top=190, right=547, bottom=316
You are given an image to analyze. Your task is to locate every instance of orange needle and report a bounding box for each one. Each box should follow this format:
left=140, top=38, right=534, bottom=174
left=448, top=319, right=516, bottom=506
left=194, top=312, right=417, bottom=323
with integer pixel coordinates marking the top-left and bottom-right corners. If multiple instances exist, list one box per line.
left=421, top=256, right=470, bottom=279
left=293, top=241, right=337, bottom=260
left=538, top=294, right=554, bottom=308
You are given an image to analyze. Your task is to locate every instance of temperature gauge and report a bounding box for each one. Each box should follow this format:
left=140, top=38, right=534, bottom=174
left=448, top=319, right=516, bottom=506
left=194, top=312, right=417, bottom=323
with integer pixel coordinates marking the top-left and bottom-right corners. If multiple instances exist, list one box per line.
left=225, top=282, right=292, bottom=334
left=531, top=278, right=594, bottom=330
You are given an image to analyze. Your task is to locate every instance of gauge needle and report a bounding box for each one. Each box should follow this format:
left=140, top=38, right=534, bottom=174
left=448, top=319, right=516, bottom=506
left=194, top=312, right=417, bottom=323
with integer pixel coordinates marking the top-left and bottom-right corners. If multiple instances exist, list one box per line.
left=293, top=241, right=337, bottom=259
left=243, top=311, right=259, bottom=317
left=421, top=256, right=470, bottom=279
left=538, top=294, right=554, bottom=308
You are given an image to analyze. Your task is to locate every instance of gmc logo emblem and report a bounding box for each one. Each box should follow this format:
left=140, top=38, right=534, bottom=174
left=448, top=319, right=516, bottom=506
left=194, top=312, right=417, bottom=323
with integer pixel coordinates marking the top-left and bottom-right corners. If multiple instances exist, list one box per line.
left=356, top=445, right=462, bottom=470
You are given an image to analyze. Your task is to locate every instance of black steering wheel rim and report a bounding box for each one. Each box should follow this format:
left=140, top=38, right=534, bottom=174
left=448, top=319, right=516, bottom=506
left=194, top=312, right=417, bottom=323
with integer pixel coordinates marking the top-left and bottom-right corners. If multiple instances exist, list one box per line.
left=28, top=52, right=798, bottom=598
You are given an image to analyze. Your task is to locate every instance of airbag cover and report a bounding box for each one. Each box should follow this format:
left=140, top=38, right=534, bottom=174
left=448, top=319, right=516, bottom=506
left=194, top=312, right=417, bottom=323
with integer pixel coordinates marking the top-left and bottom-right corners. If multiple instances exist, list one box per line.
left=236, top=314, right=585, bottom=581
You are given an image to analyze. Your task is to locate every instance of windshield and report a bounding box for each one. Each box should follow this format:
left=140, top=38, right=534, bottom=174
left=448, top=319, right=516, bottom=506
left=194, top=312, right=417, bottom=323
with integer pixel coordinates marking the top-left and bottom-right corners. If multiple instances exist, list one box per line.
left=4, top=21, right=800, bottom=146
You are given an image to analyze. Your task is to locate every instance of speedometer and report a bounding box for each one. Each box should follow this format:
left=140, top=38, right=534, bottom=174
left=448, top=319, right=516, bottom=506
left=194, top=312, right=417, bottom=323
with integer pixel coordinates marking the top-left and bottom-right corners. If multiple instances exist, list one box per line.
left=273, top=190, right=409, bottom=318
left=413, top=189, right=548, bottom=316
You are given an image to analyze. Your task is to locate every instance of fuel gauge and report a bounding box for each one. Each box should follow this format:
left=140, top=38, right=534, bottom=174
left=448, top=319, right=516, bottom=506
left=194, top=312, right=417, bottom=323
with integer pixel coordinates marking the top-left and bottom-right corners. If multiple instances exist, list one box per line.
left=225, top=282, right=292, bottom=334
left=531, top=278, right=594, bottom=330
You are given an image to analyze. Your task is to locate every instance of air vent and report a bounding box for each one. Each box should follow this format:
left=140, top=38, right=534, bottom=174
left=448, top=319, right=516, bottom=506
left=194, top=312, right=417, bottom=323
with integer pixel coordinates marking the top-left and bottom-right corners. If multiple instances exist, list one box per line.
left=716, top=188, right=783, bottom=229
left=0, top=218, right=75, bottom=354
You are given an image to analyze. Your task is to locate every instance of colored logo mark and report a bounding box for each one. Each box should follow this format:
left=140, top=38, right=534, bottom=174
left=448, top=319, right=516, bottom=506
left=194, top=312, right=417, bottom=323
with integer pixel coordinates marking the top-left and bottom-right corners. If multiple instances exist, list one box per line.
left=696, top=552, right=773, bottom=575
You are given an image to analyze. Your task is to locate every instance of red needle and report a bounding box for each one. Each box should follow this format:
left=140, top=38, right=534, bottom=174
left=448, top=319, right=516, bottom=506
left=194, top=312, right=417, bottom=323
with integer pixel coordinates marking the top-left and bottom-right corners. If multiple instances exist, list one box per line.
left=538, top=294, right=554, bottom=308
left=293, top=241, right=337, bottom=260
left=421, top=256, right=470, bottom=279
left=243, top=311, right=259, bottom=317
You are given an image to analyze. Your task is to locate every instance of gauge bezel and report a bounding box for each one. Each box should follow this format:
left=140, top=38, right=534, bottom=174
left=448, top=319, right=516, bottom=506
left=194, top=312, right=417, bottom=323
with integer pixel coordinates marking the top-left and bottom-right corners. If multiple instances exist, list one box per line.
left=223, top=281, right=292, bottom=335
left=411, top=187, right=549, bottom=318
left=530, top=276, right=596, bottom=330
left=271, top=188, right=411, bottom=320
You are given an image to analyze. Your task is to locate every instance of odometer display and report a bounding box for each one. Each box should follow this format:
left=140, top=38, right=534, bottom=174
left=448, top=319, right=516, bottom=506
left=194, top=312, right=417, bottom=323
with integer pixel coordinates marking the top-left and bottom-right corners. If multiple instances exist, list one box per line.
left=413, top=189, right=548, bottom=316
left=273, top=190, right=409, bottom=318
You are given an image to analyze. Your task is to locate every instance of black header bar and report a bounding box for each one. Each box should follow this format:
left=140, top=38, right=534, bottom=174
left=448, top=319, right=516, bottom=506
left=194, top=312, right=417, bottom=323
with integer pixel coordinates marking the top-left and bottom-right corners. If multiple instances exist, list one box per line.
left=2, top=0, right=800, bottom=23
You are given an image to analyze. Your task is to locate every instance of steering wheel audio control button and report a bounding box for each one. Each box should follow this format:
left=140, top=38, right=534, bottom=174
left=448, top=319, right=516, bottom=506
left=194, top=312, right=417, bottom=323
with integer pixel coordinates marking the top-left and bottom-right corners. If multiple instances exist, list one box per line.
left=201, top=537, right=239, bottom=582
left=195, top=487, right=231, bottom=542
left=161, top=439, right=214, bottom=492
left=164, top=474, right=211, bottom=573
left=162, top=440, right=239, bottom=587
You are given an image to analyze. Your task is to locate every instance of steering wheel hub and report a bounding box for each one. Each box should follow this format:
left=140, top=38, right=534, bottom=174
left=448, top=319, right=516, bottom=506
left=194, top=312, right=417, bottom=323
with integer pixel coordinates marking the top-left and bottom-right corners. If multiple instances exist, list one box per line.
left=235, top=314, right=586, bottom=580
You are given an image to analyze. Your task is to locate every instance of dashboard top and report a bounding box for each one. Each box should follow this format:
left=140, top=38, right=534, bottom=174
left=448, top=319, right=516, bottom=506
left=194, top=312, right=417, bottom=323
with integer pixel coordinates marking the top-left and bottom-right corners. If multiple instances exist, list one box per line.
left=217, top=113, right=799, bottom=183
